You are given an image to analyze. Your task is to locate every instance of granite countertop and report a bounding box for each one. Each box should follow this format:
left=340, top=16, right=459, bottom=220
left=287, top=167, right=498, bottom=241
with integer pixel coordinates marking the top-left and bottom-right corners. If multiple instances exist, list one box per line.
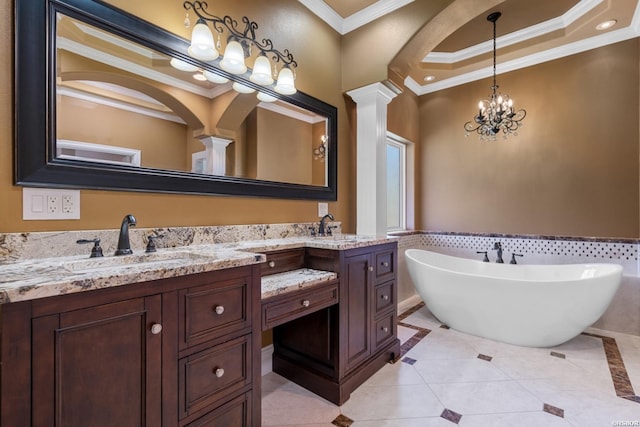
left=0, top=234, right=395, bottom=304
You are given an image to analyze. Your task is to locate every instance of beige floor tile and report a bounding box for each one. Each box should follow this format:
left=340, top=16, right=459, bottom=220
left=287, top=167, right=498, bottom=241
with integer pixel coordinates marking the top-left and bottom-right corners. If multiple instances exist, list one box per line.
left=340, top=384, right=444, bottom=420
left=413, top=357, right=510, bottom=383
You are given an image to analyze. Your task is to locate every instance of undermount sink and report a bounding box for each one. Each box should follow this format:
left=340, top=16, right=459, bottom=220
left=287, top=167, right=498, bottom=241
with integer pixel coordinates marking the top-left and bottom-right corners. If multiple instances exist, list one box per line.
left=62, top=251, right=209, bottom=273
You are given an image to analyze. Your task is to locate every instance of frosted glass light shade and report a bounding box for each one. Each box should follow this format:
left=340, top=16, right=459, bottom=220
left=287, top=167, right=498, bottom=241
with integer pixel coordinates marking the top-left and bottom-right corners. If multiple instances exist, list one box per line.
left=170, top=58, right=198, bottom=72
left=274, top=67, right=296, bottom=95
left=257, top=92, right=277, bottom=102
left=187, top=20, right=218, bottom=61
left=250, top=55, right=274, bottom=85
left=232, top=82, right=255, bottom=94
left=220, top=41, right=247, bottom=74
left=203, top=70, right=229, bottom=84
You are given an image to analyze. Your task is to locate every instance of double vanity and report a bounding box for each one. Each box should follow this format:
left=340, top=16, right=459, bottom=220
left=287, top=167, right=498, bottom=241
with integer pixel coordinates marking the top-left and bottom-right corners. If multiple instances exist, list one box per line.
left=0, top=227, right=399, bottom=426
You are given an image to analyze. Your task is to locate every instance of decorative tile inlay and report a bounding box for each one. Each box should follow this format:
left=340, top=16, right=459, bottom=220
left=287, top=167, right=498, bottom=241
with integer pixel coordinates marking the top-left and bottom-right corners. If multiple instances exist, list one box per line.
left=398, top=301, right=425, bottom=321
left=477, top=353, right=493, bottom=362
left=440, top=324, right=450, bottom=329
left=398, top=321, right=431, bottom=358
left=582, top=332, right=637, bottom=402
left=440, top=408, right=463, bottom=424
left=550, top=351, right=566, bottom=359
left=543, top=403, right=565, bottom=418
left=402, top=357, right=417, bottom=365
left=332, top=414, right=354, bottom=426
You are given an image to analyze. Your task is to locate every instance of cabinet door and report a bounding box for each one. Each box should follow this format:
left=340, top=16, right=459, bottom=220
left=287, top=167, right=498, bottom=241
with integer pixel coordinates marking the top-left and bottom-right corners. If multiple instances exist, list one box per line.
left=32, top=295, right=163, bottom=427
left=343, top=253, right=372, bottom=371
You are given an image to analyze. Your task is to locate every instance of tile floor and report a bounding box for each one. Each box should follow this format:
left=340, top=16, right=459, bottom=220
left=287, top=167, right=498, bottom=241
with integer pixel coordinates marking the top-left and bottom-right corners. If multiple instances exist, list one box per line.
left=261, top=303, right=640, bottom=426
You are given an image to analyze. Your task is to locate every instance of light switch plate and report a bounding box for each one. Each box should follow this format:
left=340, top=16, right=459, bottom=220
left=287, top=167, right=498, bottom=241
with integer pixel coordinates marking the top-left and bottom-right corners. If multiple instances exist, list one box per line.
left=318, top=202, right=328, bottom=217
left=23, top=188, right=80, bottom=220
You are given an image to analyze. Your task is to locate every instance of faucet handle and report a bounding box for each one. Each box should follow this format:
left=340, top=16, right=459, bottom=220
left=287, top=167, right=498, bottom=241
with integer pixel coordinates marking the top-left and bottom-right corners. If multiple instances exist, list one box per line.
left=476, top=251, right=490, bottom=262
left=510, top=253, right=524, bottom=264
left=76, top=238, right=104, bottom=258
left=327, top=225, right=338, bottom=236
left=145, top=235, right=164, bottom=253
left=308, top=226, right=317, bottom=237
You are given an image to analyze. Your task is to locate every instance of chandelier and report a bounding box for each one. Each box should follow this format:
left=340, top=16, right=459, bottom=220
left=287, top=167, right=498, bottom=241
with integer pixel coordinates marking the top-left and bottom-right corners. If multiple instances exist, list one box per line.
left=464, top=12, right=526, bottom=140
left=176, top=1, right=297, bottom=99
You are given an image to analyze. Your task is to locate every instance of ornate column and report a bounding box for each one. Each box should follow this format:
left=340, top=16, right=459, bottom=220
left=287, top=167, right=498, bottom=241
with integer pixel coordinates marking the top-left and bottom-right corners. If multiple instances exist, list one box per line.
left=197, top=136, right=232, bottom=175
left=347, top=82, right=400, bottom=236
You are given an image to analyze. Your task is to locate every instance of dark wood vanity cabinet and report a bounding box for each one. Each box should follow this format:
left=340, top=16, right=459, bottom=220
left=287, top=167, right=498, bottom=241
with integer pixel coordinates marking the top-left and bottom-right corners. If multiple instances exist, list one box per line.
left=272, top=242, right=400, bottom=405
left=0, top=265, right=262, bottom=427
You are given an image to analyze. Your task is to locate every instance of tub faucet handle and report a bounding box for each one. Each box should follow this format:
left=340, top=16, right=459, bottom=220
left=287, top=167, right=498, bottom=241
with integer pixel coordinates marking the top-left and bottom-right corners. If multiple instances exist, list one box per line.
left=510, top=253, right=524, bottom=264
left=476, top=251, right=490, bottom=262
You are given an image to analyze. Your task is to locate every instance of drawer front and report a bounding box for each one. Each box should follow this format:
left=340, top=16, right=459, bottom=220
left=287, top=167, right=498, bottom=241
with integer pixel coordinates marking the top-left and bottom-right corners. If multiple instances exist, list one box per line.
left=179, top=335, right=252, bottom=419
left=375, top=281, right=395, bottom=314
left=261, top=249, right=306, bottom=276
left=375, top=250, right=395, bottom=280
left=180, top=278, right=250, bottom=349
left=374, top=313, right=395, bottom=349
left=185, top=392, right=252, bottom=427
left=262, top=282, right=338, bottom=330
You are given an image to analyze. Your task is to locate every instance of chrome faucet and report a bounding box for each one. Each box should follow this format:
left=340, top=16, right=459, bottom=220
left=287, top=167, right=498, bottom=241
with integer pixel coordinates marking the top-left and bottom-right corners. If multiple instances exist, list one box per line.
left=318, top=213, right=334, bottom=236
left=115, top=214, right=137, bottom=255
left=493, top=242, right=504, bottom=263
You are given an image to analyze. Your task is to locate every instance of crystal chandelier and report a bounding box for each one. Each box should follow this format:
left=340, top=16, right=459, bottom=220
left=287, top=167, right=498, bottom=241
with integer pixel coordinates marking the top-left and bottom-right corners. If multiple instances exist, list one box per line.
left=464, top=12, right=526, bottom=140
left=177, top=1, right=297, bottom=99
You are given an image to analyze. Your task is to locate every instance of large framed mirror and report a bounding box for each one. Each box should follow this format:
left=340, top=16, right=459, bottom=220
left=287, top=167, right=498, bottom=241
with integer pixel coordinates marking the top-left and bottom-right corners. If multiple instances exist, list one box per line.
left=15, top=0, right=337, bottom=200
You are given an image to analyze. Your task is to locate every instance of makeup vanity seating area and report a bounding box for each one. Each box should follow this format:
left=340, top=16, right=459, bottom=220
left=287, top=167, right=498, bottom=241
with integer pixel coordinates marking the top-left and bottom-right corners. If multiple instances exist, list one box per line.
left=0, top=223, right=399, bottom=426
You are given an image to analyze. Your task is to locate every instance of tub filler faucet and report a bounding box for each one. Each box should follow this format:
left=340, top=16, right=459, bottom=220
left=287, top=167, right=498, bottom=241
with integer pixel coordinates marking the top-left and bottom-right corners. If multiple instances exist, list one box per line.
left=115, top=214, right=137, bottom=255
left=493, top=242, right=504, bottom=263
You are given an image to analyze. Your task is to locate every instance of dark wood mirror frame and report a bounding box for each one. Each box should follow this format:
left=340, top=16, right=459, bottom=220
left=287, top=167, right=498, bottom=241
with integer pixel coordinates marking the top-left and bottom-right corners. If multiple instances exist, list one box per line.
left=15, top=0, right=338, bottom=200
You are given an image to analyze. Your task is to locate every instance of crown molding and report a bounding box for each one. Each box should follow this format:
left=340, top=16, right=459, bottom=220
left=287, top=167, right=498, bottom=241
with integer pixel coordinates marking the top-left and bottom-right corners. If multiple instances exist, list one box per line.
left=422, top=0, right=603, bottom=64
left=298, top=0, right=414, bottom=34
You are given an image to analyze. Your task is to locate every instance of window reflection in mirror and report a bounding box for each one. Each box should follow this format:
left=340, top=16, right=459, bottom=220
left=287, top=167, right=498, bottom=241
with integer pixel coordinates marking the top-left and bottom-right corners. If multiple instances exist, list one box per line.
left=55, top=13, right=329, bottom=187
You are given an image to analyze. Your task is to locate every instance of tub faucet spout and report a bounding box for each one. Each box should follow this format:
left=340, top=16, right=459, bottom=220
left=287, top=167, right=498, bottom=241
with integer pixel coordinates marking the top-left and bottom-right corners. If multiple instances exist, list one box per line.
left=493, top=242, right=504, bottom=263
left=115, top=214, right=137, bottom=256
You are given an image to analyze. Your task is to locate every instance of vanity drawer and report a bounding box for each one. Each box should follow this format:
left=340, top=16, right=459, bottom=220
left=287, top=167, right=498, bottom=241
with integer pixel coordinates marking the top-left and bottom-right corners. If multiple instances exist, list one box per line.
left=185, top=392, right=252, bottom=427
left=262, top=281, right=339, bottom=331
left=179, top=335, right=252, bottom=420
left=374, top=313, right=396, bottom=350
left=375, top=281, right=395, bottom=314
left=179, top=277, right=251, bottom=349
left=261, top=249, right=306, bottom=276
left=375, top=250, right=395, bottom=280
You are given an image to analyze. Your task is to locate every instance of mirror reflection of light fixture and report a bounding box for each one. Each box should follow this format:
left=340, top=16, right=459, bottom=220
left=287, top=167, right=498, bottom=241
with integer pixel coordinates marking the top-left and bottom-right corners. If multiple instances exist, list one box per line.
left=257, top=92, right=277, bottom=102
left=314, top=135, right=328, bottom=161
left=464, top=12, right=526, bottom=140
left=182, top=1, right=297, bottom=98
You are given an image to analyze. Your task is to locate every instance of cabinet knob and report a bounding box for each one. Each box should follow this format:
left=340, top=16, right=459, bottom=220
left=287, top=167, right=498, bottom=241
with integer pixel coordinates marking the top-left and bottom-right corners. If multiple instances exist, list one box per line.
left=214, top=368, right=225, bottom=378
left=268, top=261, right=276, bottom=268
left=150, top=323, right=163, bottom=335
left=381, top=327, right=389, bottom=333
left=214, top=305, right=225, bottom=315
left=368, top=266, right=374, bottom=272
left=381, top=261, right=389, bottom=267
left=301, top=299, right=310, bottom=308
left=381, top=294, right=389, bottom=301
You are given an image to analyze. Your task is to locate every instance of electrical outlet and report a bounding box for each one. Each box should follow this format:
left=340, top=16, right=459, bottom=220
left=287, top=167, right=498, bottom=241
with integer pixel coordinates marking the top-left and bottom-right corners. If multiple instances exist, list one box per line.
left=23, top=188, right=80, bottom=220
left=318, top=202, right=328, bottom=217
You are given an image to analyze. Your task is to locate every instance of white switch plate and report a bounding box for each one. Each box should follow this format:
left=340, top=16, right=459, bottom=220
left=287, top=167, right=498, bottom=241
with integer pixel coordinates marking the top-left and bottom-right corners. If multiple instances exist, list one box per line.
left=23, top=188, right=80, bottom=220
left=318, top=202, right=328, bottom=217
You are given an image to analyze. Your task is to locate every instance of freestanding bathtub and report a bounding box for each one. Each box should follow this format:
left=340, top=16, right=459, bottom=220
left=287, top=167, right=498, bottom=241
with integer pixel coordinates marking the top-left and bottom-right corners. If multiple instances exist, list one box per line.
left=405, top=249, right=623, bottom=347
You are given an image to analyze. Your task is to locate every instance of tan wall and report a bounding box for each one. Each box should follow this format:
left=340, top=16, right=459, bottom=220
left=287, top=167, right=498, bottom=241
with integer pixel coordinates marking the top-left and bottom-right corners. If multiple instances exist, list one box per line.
left=418, top=39, right=640, bottom=238
left=2, top=0, right=348, bottom=233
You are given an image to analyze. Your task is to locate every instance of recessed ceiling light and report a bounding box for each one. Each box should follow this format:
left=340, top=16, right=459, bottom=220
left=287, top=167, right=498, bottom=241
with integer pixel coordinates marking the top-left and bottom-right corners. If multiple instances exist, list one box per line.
left=596, top=19, right=617, bottom=31
left=424, top=75, right=436, bottom=82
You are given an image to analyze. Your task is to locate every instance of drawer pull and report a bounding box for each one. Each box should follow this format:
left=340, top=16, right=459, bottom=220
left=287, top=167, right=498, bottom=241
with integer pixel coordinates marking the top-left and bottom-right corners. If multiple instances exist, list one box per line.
left=214, top=368, right=225, bottom=378
left=381, top=294, right=389, bottom=301
left=381, top=261, right=389, bottom=267
left=268, top=261, right=276, bottom=268
left=150, top=323, right=163, bottom=335
left=381, top=327, right=389, bottom=333
left=214, top=305, right=225, bottom=315
left=301, top=299, right=310, bottom=308
left=368, top=266, right=374, bottom=272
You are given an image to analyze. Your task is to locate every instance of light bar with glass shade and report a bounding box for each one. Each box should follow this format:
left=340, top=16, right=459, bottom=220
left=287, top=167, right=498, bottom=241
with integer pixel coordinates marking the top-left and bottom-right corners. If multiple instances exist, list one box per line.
left=179, top=0, right=297, bottom=99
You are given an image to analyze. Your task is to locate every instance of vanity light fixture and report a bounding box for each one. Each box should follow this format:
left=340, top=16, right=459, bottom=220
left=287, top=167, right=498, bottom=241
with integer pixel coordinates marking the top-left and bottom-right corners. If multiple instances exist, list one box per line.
left=182, top=1, right=297, bottom=96
left=464, top=12, right=526, bottom=140
left=314, top=135, right=328, bottom=161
